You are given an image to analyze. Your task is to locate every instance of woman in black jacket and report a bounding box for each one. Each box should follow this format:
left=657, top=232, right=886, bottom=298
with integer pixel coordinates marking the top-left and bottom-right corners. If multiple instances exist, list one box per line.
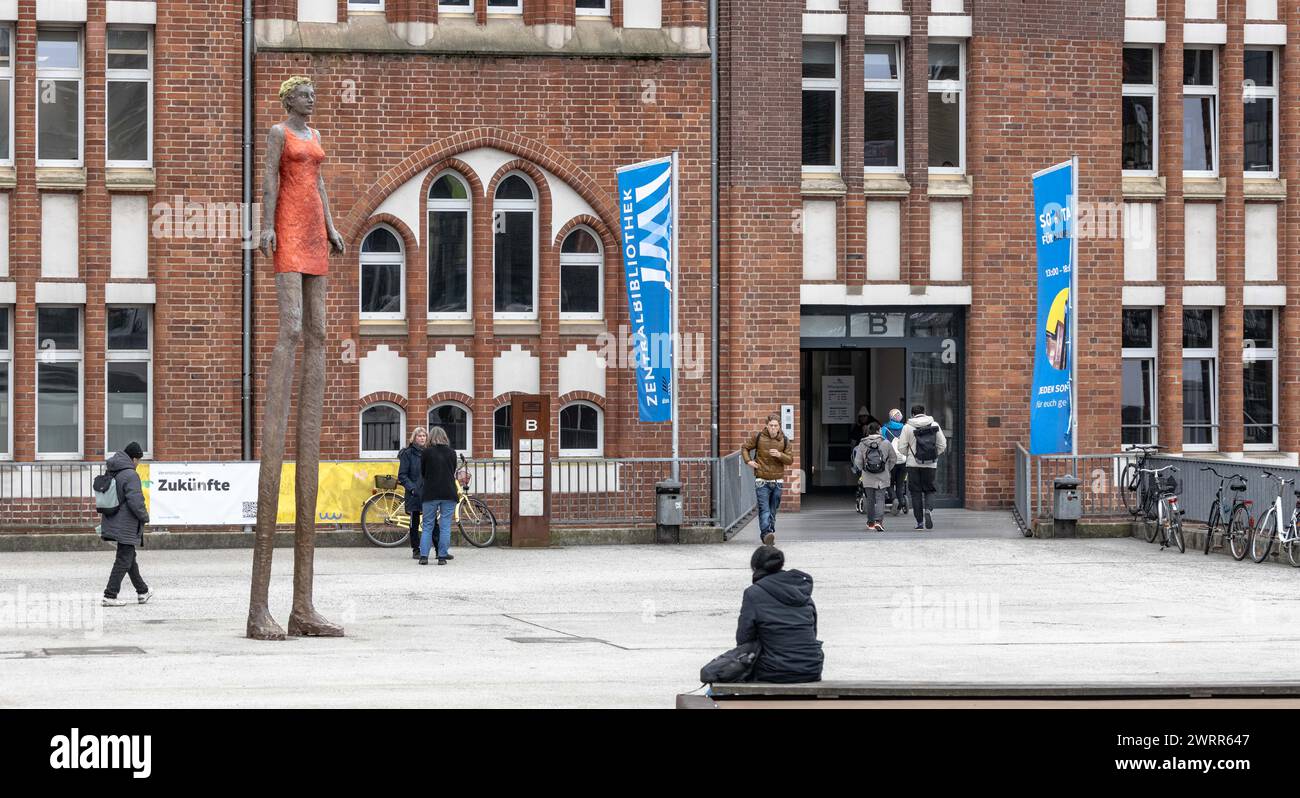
left=418, top=426, right=459, bottom=565
left=736, top=545, right=824, bottom=683
left=397, top=427, right=427, bottom=560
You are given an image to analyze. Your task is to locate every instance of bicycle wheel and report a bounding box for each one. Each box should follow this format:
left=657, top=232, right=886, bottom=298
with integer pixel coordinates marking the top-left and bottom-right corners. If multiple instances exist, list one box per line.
left=1120, top=463, right=1141, bottom=516
left=1284, top=530, right=1300, bottom=568
left=1228, top=505, right=1253, bottom=562
left=361, top=491, right=410, bottom=548
left=1251, top=509, right=1277, bottom=564
left=1144, top=497, right=1160, bottom=543
left=456, top=497, right=497, bottom=548
left=1169, top=509, right=1185, bottom=553
left=1203, top=500, right=1220, bottom=555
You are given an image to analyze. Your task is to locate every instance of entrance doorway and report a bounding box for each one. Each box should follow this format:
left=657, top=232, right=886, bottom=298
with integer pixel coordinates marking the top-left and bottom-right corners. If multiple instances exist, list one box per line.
left=800, top=348, right=906, bottom=489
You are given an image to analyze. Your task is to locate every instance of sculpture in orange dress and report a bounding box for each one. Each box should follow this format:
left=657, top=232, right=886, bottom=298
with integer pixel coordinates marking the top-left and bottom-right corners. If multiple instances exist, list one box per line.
left=248, top=76, right=347, bottom=641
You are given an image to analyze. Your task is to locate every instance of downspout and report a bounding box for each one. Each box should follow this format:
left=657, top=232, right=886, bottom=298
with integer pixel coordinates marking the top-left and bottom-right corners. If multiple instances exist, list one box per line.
left=241, top=0, right=254, bottom=461
left=709, top=0, right=720, bottom=503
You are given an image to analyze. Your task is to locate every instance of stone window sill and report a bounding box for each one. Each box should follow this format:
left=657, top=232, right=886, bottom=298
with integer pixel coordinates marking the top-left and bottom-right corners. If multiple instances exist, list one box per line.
left=1183, top=177, right=1226, bottom=199
left=426, top=319, right=475, bottom=336
left=559, top=320, right=607, bottom=336
left=106, top=167, right=157, bottom=192
left=863, top=174, right=911, bottom=197
left=927, top=174, right=973, bottom=197
left=494, top=319, right=541, bottom=336
left=0, top=165, right=14, bottom=189
left=1244, top=177, right=1286, bottom=200
left=359, top=319, right=408, bottom=337
left=801, top=173, right=848, bottom=196
left=36, top=167, right=87, bottom=191
left=1122, top=175, right=1166, bottom=199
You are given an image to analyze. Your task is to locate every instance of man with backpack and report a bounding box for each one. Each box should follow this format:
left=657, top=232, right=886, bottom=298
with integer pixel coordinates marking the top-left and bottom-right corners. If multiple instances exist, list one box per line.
left=896, top=405, right=947, bottom=531
left=96, top=442, right=153, bottom=607
left=741, top=414, right=793, bottom=544
left=852, top=422, right=898, bottom=532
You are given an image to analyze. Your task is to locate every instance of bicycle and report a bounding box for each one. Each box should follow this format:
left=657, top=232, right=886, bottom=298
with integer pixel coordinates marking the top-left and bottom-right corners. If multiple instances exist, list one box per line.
left=1250, top=471, right=1300, bottom=567
left=1120, top=443, right=1164, bottom=520
left=1137, top=464, right=1184, bottom=553
left=359, top=455, right=498, bottom=548
left=1199, top=466, right=1254, bottom=560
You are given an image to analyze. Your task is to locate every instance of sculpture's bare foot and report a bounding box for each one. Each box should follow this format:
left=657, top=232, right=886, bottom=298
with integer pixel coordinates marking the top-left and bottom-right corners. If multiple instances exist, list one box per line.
left=247, top=607, right=286, bottom=641
left=287, top=608, right=344, bottom=638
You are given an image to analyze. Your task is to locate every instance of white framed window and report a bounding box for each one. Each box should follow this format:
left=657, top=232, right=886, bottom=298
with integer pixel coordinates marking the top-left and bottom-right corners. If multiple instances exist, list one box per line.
left=361, top=403, right=405, bottom=459
left=576, top=0, right=610, bottom=15
left=493, top=173, right=538, bottom=319
left=558, top=401, right=602, bottom=457
left=802, top=38, right=841, bottom=171
left=105, top=26, right=151, bottom=167
left=428, top=171, right=472, bottom=319
left=1243, top=307, right=1278, bottom=450
left=560, top=226, right=603, bottom=320
left=1121, top=308, right=1158, bottom=447
left=493, top=404, right=512, bottom=458
left=439, top=0, right=473, bottom=13
left=36, top=27, right=84, bottom=167
left=1243, top=47, right=1279, bottom=178
left=348, top=0, right=385, bottom=10
left=1183, top=46, right=1218, bottom=177
left=1122, top=46, right=1158, bottom=176
left=1182, top=307, right=1218, bottom=451
left=928, top=40, right=965, bottom=173
left=106, top=306, right=151, bottom=458
left=487, top=0, right=523, bottom=13
left=0, top=25, right=13, bottom=166
left=359, top=226, right=404, bottom=320
left=864, top=39, right=904, bottom=173
left=0, top=305, right=10, bottom=459
left=36, top=305, right=83, bottom=459
left=429, top=402, right=471, bottom=456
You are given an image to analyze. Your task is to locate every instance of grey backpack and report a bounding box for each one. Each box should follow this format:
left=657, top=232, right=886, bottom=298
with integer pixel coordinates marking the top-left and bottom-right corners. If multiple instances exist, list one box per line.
left=92, top=472, right=124, bottom=516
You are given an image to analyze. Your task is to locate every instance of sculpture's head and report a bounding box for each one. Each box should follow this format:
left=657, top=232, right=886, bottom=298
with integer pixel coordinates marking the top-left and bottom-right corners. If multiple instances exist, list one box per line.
left=279, top=75, right=315, bottom=116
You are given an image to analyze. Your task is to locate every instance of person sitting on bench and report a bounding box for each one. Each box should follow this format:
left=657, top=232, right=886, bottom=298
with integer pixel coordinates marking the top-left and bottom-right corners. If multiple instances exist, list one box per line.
left=736, top=544, right=824, bottom=683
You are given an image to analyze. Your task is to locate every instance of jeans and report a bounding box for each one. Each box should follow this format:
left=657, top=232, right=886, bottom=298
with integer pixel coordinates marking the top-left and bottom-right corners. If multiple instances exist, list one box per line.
left=755, top=481, right=783, bottom=537
left=105, top=543, right=148, bottom=599
left=408, top=508, right=422, bottom=554
left=420, top=499, right=456, bottom=558
left=863, top=486, right=886, bottom=524
left=907, top=466, right=937, bottom=524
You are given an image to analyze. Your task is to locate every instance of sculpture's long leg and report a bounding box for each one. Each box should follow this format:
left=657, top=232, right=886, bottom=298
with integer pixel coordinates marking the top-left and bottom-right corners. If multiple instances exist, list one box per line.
left=287, top=274, right=343, bottom=637
left=247, top=272, right=303, bottom=641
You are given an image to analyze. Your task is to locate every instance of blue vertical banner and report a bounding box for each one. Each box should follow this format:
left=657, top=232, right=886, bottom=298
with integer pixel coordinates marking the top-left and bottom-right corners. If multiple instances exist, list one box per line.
left=617, top=156, right=675, bottom=423
left=1030, top=159, right=1077, bottom=455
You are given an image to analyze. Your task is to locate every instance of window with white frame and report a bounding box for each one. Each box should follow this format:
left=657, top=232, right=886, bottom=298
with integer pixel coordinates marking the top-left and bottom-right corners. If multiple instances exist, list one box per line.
left=428, top=172, right=471, bottom=318
left=439, top=0, right=472, bottom=11
left=576, top=0, right=610, bottom=15
left=493, top=404, right=512, bottom=457
left=361, top=403, right=404, bottom=459
left=348, top=1, right=384, bottom=10
left=560, top=227, right=603, bottom=319
left=1183, top=47, right=1218, bottom=176
left=487, top=0, right=522, bottom=12
left=1243, top=307, right=1277, bottom=449
left=36, top=306, right=82, bottom=457
left=0, top=26, right=13, bottom=165
left=1182, top=307, right=1218, bottom=449
left=928, top=41, right=965, bottom=172
left=802, top=39, right=840, bottom=170
left=36, top=28, right=83, bottom=166
left=106, top=306, right=151, bottom=457
left=1121, top=308, right=1158, bottom=446
left=559, top=401, right=602, bottom=456
left=494, top=173, right=538, bottom=318
left=359, top=226, right=404, bottom=319
left=0, top=306, right=10, bottom=458
left=864, top=40, right=903, bottom=172
left=1243, top=48, right=1278, bottom=176
left=1122, top=46, right=1158, bottom=175
left=106, top=27, right=151, bottom=166
left=429, top=402, right=470, bottom=454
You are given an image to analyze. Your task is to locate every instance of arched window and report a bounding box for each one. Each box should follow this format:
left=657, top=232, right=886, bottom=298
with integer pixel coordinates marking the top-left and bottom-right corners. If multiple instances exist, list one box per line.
left=493, top=173, right=538, bottom=319
left=361, top=402, right=405, bottom=459
left=493, top=404, right=512, bottom=457
left=428, top=402, right=470, bottom=454
left=359, top=226, right=404, bottom=319
left=560, top=226, right=602, bottom=319
left=559, top=401, right=602, bottom=457
left=428, top=172, right=471, bottom=319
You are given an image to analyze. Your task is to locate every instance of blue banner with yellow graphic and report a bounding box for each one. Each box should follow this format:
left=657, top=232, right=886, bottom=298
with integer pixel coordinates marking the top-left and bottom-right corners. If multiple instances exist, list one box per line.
left=617, top=156, right=675, bottom=423
left=1030, top=160, right=1076, bottom=455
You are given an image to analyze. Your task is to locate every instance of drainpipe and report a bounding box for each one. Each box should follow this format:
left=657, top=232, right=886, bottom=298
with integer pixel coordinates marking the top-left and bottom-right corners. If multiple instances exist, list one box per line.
left=709, top=0, right=720, bottom=504
left=241, top=0, right=254, bottom=461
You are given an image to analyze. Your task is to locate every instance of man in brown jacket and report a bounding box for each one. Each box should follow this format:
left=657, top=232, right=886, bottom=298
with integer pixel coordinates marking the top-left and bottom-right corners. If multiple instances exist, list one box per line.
left=741, top=414, right=794, bottom=543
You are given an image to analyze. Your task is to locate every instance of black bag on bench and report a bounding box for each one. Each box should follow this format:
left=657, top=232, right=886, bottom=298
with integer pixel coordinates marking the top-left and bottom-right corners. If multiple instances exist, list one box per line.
left=700, top=641, right=761, bottom=684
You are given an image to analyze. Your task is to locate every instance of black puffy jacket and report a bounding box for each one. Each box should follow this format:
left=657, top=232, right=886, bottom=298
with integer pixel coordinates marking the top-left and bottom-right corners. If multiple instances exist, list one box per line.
left=398, top=444, right=424, bottom=512
left=735, top=569, right=824, bottom=683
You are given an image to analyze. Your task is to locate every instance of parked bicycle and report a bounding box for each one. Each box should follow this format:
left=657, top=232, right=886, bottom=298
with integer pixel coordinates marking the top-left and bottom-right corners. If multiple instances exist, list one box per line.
left=1120, top=444, right=1165, bottom=520
left=1250, top=470, right=1300, bottom=567
left=1137, top=464, right=1184, bottom=553
left=1199, top=466, right=1254, bottom=560
left=360, top=455, right=498, bottom=548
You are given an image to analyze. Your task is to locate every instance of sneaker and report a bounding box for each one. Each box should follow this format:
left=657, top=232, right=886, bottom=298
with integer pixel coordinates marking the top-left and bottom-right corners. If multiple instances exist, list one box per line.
left=443, top=554, right=454, bottom=561
left=437, top=558, right=447, bottom=565
left=874, top=523, right=886, bottom=532
left=419, top=556, right=428, bottom=565
left=925, top=510, right=934, bottom=530
left=102, top=597, right=128, bottom=607
left=137, top=590, right=154, bottom=605
left=411, top=551, right=420, bottom=560
left=761, top=533, right=775, bottom=546
left=914, top=522, right=925, bottom=530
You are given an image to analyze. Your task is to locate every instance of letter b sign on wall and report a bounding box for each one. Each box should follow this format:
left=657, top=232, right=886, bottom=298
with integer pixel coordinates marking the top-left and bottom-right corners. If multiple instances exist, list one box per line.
left=510, top=394, right=550, bottom=547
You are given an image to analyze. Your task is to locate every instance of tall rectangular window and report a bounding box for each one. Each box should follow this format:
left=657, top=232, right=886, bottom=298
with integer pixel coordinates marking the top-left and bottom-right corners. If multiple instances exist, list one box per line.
left=493, top=174, right=538, bottom=318
left=106, top=27, right=151, bottom=166
left=1122, top=46, right=1158, bottom=174
left=36, top=306, right=82, bottom=457
left=0, top=306, right=10, bottom=458
left=1121, top=308, right=1158, bottom=446
left=576, top=0, right=610, bottom=14
left=864, top=40, right=903, bottom=172
left=1243, top=307, right=1277, bottom=449
left=0, top=26, right=12, bottom=165
left=36, top=28, right=83, bottom=166
left=802, top=39, right=840, bottom=170
left=106, top=306, right=151, bottom=457
left=928, top=42, right=965, bottom=172
left=1182, top=307, right=1217, bottom=450
left=1183, top=47, right=1218, bottom=176
left=1243, top=48, right=1278, bottom=176
left=428, top=173, right=471, bottom=318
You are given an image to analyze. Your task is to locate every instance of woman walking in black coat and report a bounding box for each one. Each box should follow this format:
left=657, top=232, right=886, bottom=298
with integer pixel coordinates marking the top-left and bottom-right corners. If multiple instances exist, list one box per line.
left=397, top=427, right=427, bottom=560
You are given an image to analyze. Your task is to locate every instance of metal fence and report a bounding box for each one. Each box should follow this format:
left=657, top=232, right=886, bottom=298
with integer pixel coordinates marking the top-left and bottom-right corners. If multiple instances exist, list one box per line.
left=716, top=451, right=757, bottom=538
left=1146, top=455, right=1299, bottom=525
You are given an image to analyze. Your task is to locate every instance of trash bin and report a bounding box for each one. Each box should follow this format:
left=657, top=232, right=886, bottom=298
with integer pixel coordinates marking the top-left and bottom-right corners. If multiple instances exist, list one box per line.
left=1052, top=475, right=1082, bottom=538
left=655, top=479, right=684, bottom=544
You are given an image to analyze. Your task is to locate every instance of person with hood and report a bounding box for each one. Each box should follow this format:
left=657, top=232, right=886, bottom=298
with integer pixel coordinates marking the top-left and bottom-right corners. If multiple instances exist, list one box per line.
left=397, top=426, right=427, bottom=560
left=896, top=404, right=948, bottom=530
left=736, top=544, right=823, bottom=683
left=881, top=408, right=908, bottom=514
left=100, top=442, right=153, bottom=607
left=852, top=422, right=898, bottom=532
left=741, top=414, right=794, bottom=543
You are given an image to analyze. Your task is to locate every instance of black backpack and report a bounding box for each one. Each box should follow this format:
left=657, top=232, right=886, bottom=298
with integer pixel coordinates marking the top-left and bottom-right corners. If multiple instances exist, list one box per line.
left=700, top=641, right=761, bottom=684
left=862, top=439, right=887, bottom=474
left=912, top=425, right=940, bottom=464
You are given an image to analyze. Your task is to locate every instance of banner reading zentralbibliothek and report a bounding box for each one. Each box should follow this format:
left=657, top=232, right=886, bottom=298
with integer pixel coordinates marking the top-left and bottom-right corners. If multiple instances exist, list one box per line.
left=1030, top=159, right=1076, bottom=455
left=617, top=157, right=674, bottom=423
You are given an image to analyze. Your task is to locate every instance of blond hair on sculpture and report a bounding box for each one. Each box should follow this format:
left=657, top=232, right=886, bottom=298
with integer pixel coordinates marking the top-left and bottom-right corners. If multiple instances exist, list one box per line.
left=279, top=75, right=314, bottom=111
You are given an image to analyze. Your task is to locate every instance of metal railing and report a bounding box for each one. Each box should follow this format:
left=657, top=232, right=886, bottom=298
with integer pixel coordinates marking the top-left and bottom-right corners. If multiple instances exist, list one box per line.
left=1146, top=455, right=1298, bottom=525
left=716, top=450, right=757, bottom=538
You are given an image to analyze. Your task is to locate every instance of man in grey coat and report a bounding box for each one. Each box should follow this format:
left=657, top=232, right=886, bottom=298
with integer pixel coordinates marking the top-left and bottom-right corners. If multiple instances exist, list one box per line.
left=100, top=442, right=153, bottom=607
left=852, top=422, right=899, bottom=532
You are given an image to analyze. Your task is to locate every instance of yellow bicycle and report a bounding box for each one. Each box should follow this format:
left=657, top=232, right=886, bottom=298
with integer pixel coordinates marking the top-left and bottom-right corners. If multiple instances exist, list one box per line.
left=360, top=455, right=498, bottom=548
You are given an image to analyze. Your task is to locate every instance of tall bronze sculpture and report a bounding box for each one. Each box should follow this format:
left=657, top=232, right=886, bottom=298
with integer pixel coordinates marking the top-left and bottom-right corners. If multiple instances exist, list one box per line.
left=247, top=76, right=346, bottom=640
